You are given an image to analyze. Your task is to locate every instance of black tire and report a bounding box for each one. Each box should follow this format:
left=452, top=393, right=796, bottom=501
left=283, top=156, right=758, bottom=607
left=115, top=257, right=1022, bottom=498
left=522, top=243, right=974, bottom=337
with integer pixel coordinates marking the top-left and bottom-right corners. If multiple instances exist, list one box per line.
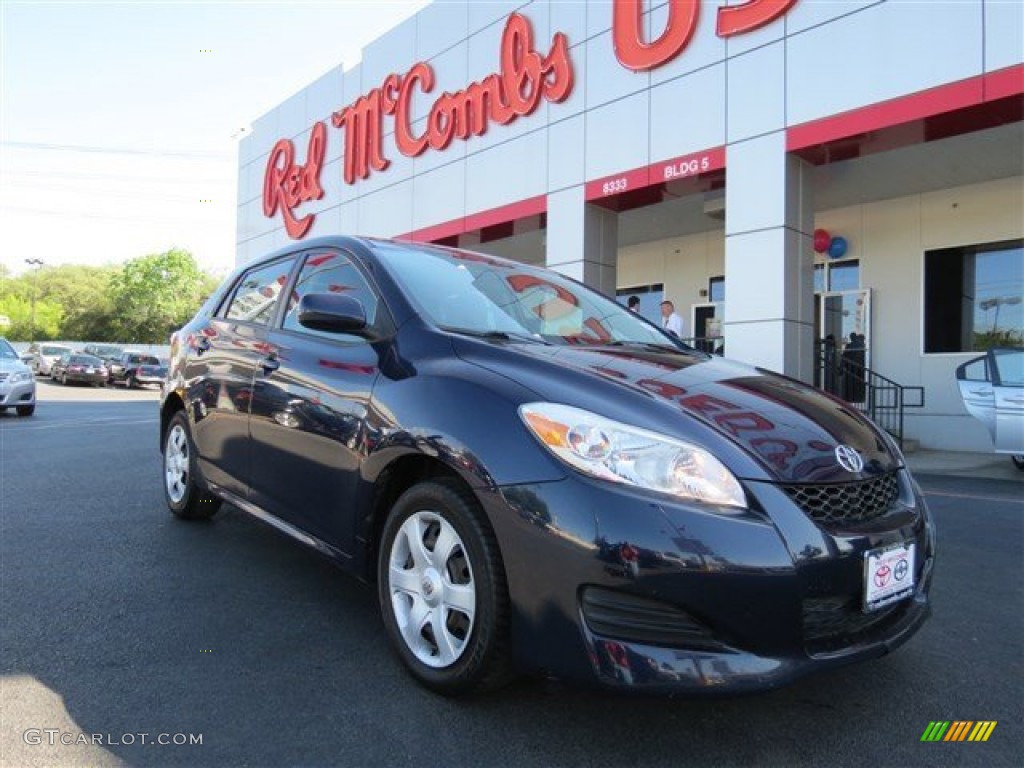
left=16, top=404, right=34, bottom=417
left=377, top=479, right=512, bottom=695
left=162, top=410, right=221, bottom=520
left=1012, top=455, right=1024, bottom=471
left=127, top=374, right=138, bottom=389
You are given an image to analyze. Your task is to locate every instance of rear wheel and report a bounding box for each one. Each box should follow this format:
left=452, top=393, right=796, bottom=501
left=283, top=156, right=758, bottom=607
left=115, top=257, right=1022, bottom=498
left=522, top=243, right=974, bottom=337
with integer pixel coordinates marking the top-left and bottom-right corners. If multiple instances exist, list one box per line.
left=127, top=374, right=138, bottom=389
left=1012, top=455, right=1024, bottom=471
left=16, top=404, right=35, bottom=417
left=378, top=479, right=512, bottom=695
left=163, top=410, right=220, bottom=520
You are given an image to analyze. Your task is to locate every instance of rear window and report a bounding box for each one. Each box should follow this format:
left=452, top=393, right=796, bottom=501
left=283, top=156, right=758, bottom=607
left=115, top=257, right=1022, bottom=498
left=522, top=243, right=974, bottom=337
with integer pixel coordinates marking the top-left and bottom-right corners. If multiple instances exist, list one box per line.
left=42, top=345, right=69, bottom=355
left=137, top=355, right=160, bottom=365
left=71, top=355, right=103, bottom=365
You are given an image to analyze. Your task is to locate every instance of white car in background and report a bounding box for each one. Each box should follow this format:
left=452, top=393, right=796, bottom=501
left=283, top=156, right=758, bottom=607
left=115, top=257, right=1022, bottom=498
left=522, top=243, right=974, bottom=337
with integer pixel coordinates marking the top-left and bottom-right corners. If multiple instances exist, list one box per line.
left=0, top=337, right=36, bottom=417
left=27, top=343, right=73, bottom=376
left=956, top=347, right=1024, bottom=470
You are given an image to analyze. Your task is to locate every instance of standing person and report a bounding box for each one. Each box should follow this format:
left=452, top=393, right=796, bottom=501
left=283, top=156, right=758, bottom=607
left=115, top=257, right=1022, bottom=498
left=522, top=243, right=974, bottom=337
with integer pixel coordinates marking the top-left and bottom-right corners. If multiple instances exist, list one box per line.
left=660, top=300, right=685, bottom=338
left=627, top=295, right=641, bottom=312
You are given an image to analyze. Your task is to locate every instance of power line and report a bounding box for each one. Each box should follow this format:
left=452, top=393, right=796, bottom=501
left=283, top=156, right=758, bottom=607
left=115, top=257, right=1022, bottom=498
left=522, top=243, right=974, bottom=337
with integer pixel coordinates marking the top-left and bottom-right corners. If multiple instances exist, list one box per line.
left=1, top=140, right=234, bottom=161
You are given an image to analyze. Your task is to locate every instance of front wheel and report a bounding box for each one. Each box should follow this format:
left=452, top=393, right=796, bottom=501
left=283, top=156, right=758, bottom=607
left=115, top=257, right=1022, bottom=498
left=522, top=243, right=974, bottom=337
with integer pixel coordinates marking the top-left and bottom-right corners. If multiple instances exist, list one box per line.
left=16, top=404, right=34, bottom=417
left=163, top=410, right=220, bottom=520
left=1013, top=455, right=1024, bottom=471
left=378, top=479, right=512, bottom=695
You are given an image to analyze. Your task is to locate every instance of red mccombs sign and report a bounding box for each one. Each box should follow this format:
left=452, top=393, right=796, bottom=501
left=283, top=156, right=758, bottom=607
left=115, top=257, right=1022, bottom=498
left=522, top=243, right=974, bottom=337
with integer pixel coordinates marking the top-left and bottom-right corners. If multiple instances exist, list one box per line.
left=263, top=0, right=798, bottom=238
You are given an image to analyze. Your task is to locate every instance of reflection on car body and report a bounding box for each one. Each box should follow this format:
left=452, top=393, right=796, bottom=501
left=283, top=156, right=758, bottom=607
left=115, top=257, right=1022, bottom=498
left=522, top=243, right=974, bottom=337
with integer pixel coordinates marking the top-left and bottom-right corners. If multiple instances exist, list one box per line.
left=159, top=237, right=935, bottom=696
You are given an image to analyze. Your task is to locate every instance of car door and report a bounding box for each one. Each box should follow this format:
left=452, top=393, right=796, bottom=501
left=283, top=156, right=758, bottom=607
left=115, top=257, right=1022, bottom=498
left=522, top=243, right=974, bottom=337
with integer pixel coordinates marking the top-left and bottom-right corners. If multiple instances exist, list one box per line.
left=990, top=348, right=1024, bottom=453
left=956, top=354, right=996, bottom=440
left=247, top=248, right=388, bottom=554
left=184, top=255, right=299, bottom=498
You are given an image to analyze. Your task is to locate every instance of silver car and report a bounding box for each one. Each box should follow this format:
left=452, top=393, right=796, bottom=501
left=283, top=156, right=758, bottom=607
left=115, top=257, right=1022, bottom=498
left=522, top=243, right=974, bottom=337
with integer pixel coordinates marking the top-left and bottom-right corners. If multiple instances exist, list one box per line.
left=27, top=343, right=72, bottom=376
left=956, top=347, right=1024, bottom=469
left=0, top=337, right=36, bottom=417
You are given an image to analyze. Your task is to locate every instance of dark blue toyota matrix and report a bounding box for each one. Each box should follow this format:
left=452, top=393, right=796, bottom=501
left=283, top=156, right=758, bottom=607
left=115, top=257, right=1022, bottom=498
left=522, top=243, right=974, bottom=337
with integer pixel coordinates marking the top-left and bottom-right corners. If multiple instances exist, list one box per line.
left=160, top=237, right=934, bottom=695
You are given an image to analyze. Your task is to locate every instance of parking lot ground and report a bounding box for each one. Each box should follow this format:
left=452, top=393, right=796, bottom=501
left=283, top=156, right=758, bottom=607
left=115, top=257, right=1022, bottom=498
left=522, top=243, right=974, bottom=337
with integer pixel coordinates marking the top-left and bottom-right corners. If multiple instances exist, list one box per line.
left=1, top=398, right=1021, bottom=768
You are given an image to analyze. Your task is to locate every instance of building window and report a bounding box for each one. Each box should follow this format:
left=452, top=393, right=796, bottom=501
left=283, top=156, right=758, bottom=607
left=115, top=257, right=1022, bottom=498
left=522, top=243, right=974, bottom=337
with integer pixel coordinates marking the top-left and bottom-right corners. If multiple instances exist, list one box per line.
left=924, top=239, right=1023, bottom=353
left=708, top=276, right=725, bottom=302
left=814, top=260, right=860, bottom=292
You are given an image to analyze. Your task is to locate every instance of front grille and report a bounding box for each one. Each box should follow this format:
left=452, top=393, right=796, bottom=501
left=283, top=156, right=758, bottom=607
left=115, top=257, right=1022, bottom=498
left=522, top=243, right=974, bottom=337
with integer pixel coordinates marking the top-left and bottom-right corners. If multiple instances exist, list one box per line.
left=580, top=587, right=722, bottom=650
left=803, top=595, right=909, bottom=654
left=781, top=472, right=899, bottom=526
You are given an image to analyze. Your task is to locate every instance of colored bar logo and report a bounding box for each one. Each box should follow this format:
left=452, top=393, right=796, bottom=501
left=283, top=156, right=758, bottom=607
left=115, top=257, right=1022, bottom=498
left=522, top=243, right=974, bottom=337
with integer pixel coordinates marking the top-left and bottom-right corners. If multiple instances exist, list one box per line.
left=921, top=721, right=997, bottom=742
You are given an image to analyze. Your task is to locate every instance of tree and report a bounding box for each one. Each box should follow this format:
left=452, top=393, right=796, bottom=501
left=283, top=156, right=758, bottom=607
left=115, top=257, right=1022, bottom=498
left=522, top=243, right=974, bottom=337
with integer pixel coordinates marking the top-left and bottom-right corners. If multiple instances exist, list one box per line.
left=109, top=248, right=218, bottom=343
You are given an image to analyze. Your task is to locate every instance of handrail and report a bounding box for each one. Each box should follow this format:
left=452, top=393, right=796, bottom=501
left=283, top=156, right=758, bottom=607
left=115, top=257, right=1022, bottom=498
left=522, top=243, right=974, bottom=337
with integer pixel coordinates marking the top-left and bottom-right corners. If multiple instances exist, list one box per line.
left=814, top=341, right=925, bottom=447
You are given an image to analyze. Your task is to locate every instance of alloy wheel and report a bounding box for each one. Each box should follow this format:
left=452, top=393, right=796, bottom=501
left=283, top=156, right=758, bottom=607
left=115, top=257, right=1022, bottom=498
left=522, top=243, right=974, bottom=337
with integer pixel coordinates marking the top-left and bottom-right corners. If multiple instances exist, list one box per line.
left=387, top=511, right=476, bottom=668
left=165, top=424, right=189, bottom=504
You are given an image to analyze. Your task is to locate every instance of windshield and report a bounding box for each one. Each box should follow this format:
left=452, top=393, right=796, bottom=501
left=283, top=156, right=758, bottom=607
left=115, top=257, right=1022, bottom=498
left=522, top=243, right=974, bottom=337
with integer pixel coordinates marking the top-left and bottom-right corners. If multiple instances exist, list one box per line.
left=42, top=345, right=70, bottom=355
left=71, top=355, right=103, bottom=365
left=0, top=339, right=16, bottom=360
left=373, top=242, right=687, bottom=348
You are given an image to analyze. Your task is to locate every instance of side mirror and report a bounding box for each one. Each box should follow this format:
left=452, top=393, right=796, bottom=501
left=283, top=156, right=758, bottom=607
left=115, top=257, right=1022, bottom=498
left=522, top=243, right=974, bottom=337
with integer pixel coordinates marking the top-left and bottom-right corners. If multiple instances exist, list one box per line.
left=298, top=292, right=368, bottom=334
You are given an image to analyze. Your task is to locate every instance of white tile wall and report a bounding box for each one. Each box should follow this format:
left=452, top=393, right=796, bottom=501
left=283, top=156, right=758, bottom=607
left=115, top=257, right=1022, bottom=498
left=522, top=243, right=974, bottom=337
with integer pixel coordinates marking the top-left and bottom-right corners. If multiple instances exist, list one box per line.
left=549, top=0, right=588, bottom=47
left=417, top=1, right=469, bottom=61
left=650, top=63, right=726, bottom=162
left=647, top=0, right=726, bottom=86
left=727, top=41, right=785, bottom=143
left=786, top=0, right=984, bottom=126
left=722, top=0, right=789, bottom=58
left=547, top=113, right=586, bottom=191
left=784, top=0, right=883, bottom=36
left=412, top=163, right=467, bottom=231
left=304, top=65, right=345, bottom=126
left=585, top=29, right=651, bottom=109
left=409, top=44, right=470, bottom=125
left=584, top=90, right=650, bottom=179
left=465, top=132, right=548, bottom=214
left=360, top=14, right=418, bottom=93
left=724, top=131, right=787, bottom=235
left=357, top=181, right=415, bottom=238
left=469, top=0, right=530, bottom=36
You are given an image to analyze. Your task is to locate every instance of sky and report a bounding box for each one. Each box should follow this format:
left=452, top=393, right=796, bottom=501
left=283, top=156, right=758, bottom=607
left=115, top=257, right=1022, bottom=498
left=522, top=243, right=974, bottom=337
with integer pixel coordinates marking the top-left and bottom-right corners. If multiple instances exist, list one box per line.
left=0, top=0, right=430, bottom=278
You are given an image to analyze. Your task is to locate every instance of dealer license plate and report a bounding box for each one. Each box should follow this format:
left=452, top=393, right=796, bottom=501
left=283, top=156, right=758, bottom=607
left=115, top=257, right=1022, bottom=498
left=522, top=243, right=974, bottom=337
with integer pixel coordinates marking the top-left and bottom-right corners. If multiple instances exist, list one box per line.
left=863, top=542, right=915, bottom=612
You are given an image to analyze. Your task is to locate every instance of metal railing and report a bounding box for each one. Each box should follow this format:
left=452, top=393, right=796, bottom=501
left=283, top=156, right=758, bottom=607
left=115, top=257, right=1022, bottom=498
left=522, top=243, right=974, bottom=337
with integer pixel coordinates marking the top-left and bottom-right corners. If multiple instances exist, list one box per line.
left=814, top=341, right=925, bottom=447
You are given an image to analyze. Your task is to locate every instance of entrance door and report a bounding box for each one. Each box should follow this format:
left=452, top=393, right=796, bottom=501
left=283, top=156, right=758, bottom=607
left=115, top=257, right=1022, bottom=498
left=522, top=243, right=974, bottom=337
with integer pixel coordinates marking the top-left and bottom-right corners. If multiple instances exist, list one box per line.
left=816, top=289, right=871, bottom=368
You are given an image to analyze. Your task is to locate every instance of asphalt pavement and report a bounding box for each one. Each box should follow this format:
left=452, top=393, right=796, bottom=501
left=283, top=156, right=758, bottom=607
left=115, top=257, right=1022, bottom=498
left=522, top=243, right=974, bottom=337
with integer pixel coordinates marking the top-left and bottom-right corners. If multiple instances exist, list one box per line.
left=1, top=390, right=1021, bottom=768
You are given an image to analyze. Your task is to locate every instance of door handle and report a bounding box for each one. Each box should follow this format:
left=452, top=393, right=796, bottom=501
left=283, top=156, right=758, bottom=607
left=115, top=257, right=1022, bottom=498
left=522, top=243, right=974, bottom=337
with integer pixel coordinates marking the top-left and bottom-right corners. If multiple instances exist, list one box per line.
left=258, top=355, right=280, bottom=374
left=969, top=388, right=992, bottom=396
left=1003, top=396, right=1024, bottom=403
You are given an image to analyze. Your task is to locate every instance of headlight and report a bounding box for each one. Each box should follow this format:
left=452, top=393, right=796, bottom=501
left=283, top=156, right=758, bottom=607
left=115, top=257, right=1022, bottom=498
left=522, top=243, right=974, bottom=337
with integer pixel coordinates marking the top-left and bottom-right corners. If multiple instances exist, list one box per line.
left=10, top=371, right=32, bottom=383
left=519, top=403, right=746, bottom=509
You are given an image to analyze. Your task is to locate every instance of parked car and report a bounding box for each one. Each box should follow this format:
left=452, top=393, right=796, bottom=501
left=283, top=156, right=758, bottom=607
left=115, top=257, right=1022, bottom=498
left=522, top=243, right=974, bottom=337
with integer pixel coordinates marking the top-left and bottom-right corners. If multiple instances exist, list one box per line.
left=0, top=336, right=36, bottom=416
left=956, top=347, right=1024, bottom=470
left=83, top=343, right=123, bottom=366
left=160, top=237, right=935, bottom=696
left=26, top=343, right=72, bottom=376
left=50, top=352, right=108, bottom=387
left=108, top=352, right=165, bottom=388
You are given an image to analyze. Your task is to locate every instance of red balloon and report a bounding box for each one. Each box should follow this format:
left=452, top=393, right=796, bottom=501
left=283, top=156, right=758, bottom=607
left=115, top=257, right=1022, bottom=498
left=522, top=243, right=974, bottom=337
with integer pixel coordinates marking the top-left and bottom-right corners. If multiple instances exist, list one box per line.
left=813, top=229, right=831, bottom=253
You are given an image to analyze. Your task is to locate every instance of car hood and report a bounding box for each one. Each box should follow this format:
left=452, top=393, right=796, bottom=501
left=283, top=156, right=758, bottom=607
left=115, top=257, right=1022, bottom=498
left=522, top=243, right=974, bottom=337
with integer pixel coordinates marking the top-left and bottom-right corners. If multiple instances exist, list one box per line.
left=0, top=359, right=32, bottom=375
left=455, top=339, right=899, bottom=484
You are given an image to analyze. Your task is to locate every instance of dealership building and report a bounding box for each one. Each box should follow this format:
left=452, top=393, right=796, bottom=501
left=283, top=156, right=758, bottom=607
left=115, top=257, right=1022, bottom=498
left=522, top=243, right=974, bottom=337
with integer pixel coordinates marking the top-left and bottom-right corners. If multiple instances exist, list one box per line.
left=236, top=0, right=1023, bottom=452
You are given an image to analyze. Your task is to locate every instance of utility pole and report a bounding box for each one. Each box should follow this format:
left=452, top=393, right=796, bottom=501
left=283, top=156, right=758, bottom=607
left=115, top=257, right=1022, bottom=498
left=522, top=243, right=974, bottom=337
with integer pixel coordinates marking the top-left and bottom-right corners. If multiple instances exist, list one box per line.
left=24, top=258, right=44, bottom=343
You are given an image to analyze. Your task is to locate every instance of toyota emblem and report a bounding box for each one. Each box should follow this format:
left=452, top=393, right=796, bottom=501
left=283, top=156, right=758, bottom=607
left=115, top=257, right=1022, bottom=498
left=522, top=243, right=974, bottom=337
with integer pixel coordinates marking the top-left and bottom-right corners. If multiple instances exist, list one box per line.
left=835, top=444, right=864, bottom=473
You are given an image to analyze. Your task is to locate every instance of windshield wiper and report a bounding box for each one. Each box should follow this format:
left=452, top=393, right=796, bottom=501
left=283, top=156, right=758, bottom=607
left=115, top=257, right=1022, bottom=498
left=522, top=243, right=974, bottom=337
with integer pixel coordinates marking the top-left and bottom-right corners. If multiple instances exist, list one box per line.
left=441, top=327, right=551, bottom=345
left=602, top=339, right=686, bottom=353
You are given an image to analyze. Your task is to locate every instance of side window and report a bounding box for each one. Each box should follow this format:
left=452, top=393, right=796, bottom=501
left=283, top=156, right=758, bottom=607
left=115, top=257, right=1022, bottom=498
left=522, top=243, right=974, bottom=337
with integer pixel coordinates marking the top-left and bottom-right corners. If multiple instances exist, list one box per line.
left=223, top=258, right=296, bottom=325
left=282, top=251, right=380, bottom=341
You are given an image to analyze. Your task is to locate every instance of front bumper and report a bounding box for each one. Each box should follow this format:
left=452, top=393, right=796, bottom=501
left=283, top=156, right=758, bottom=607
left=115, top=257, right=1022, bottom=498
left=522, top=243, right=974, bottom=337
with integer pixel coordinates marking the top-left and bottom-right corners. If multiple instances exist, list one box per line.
left=480, top=470, right=934, bottom=694
left=0, top=378, right=37, bottom=407
left=65, top=372, right=107, bottom=385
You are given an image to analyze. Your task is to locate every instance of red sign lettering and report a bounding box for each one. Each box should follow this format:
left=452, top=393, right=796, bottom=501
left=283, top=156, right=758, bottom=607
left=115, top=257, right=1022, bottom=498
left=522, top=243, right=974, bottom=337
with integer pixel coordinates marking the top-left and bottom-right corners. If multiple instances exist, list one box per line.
left=262, top=121, right=327, bottom=239
left=613, top=0, right=699, bottom=72
left=612, top=0, right=798, bottom=71
left=330, top=12, right=573, bottom=186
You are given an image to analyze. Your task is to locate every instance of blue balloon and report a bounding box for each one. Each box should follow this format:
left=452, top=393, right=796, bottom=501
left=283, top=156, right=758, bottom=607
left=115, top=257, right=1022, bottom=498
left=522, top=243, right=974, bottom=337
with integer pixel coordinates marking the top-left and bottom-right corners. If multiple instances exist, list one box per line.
left=828, top=236, right=848, bottom=259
